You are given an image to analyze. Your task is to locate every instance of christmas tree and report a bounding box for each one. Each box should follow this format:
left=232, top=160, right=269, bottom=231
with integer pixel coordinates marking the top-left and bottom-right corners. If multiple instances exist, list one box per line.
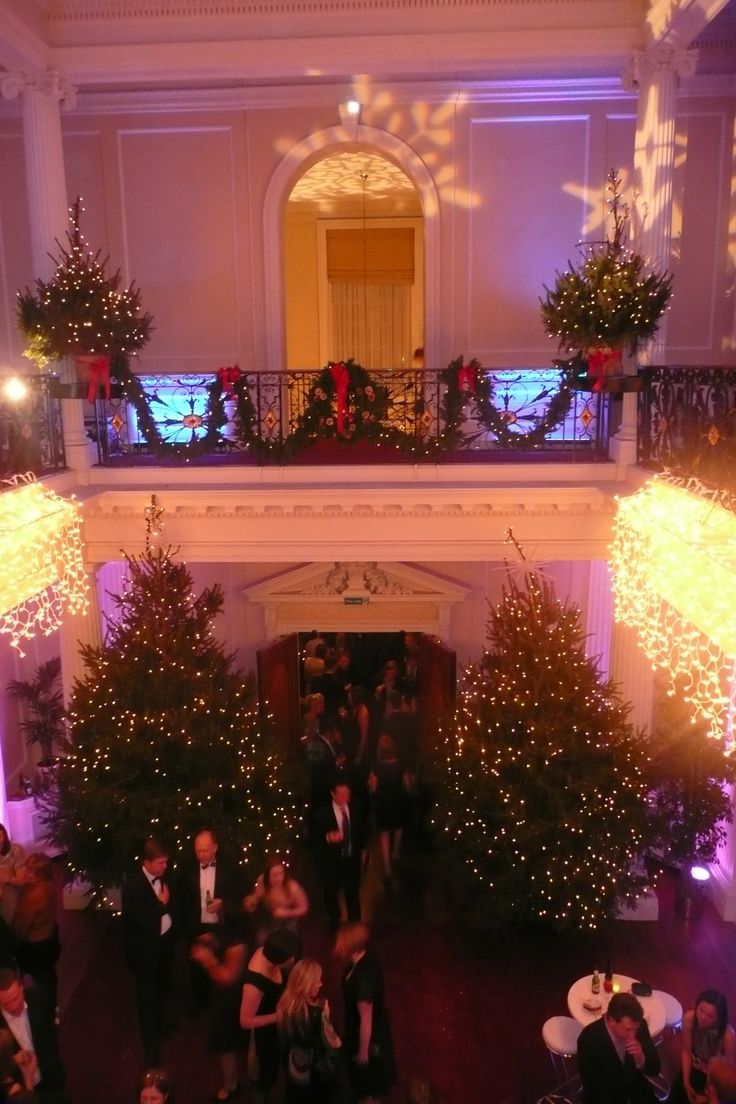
left=46, top=548, right=297, bottom=899
left=17, top=197, right=153, bottom=368
left=434, top=565, right=654, bottom=933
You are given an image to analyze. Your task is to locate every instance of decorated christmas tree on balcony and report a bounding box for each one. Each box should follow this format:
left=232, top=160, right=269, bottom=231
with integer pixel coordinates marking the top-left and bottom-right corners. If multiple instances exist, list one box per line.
left=16, top=197, right=153, bottom=400
left=433, top=551, right=654, bottom=933
left=540, top=170, right=673, bottom=391
left=44, top=546, right=296, bottom=899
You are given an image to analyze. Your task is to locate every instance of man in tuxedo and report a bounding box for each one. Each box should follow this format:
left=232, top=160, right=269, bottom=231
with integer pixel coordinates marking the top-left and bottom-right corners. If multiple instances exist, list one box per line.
left=177, top=828, right=242, bottom=1014
left=0, top=967, right=65, bottom=1092
left=577, top=991, right=660, bottom=1104
left=313, top=778, right=367, bottom=929
left=121, top=837, right=174, bottom=1067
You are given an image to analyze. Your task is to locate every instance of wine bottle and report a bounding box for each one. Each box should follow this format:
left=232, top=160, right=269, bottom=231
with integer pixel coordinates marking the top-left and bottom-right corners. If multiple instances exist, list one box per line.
left=591, top=969, right=600, bottom=995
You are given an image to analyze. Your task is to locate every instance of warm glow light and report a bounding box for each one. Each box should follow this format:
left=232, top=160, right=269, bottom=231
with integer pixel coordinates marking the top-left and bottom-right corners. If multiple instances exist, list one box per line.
left=2, top=377, right=29, bottom=402
left=0, top=477, right=88, bottom=652
left=610, top=477, right=736, bottom=744
left=690, top=864, right=711, bottom=883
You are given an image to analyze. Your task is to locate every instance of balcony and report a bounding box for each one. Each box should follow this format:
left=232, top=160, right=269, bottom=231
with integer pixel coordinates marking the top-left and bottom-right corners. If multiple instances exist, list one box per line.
left=84, top=366, right=609, bottom=466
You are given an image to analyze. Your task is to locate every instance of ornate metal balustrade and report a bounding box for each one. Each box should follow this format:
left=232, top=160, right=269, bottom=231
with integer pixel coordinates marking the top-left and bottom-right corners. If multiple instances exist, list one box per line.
left=0, top=376, right=65, bottom=481
left=639, top=365, right=736, bottom=494
left=88, top=367, right=609, bottom=463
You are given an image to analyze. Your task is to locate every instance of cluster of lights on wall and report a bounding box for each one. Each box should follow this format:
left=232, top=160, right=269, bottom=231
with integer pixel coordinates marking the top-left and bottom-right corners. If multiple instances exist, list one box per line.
left=610, top=476, right=736, bottom=747
left=0, top=476, right=88, bottom=653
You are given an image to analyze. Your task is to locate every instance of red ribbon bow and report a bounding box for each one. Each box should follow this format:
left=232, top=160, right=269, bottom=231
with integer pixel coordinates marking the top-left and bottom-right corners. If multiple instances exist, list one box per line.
left=329, top=361, right=350, bottom=436
left=586, top=347, right=621, bottom=392
left=217, top=364, right=242, bottom=396
left=457, top=362, right=477, bottom=395
left=76, top=354, right=111, bottom=403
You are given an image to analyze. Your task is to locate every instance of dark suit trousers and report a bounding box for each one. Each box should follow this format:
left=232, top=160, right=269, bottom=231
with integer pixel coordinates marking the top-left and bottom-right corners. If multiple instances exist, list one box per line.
left=321, top=851, right=361, bottom=926
left=134, top=929, right=173, bottom=1066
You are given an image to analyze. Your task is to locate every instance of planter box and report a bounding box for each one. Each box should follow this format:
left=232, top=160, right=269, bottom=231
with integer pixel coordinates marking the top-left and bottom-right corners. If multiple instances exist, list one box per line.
left=573, top=375, right=648, bottom=395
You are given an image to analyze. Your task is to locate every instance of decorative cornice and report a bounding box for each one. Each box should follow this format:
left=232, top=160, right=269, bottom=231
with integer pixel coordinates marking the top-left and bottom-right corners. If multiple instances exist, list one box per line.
left=0, top=69, right=77, bottom=109
left=621, top=47, right=698, bottom=92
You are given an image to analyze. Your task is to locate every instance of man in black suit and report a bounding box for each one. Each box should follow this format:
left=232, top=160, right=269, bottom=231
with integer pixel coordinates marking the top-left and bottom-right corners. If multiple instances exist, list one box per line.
left=177, top=828, right=243, bottom=1014
left=313, top=778, right=367, bottom=929
left=121, top=837, right=175, bottom=1067
left=0, top=967, right=65, bottom=1092
left=577, top=991, right=660, bottom=1104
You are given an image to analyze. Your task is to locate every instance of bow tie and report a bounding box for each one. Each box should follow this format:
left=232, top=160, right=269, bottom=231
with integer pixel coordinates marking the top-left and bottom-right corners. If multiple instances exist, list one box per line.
left=200, top=863, right=215, bottom=870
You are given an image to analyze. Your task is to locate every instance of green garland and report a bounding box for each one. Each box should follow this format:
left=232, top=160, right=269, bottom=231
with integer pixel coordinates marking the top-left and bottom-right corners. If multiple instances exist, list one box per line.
left=101, top=356, right=580, bottom=460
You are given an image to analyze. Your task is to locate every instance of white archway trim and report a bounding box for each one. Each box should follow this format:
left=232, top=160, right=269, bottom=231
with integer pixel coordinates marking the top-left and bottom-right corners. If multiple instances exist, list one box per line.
left=263, top=123, right=440, bottom=372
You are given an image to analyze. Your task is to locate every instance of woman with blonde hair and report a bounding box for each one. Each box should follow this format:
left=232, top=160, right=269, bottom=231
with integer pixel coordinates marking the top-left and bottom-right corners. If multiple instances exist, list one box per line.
left=277, top=958, right=341, bottom=1102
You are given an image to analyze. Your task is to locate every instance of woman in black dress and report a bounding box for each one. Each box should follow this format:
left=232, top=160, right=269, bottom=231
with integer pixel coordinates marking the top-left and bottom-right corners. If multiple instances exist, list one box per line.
left=277, top=957, right=342, bottom=1102
left=190, top=917, right=248, bottom=1102
left=240, top=929, right=301, bottom=1104
left=335, top=922, right=396, bottom=1104
left=369, top=733, right=406, bottom=883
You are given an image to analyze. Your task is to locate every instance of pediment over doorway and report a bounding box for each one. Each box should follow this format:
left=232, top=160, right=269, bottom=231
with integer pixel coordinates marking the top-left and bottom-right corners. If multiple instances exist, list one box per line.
left=244, top=561, right=469, bottom=638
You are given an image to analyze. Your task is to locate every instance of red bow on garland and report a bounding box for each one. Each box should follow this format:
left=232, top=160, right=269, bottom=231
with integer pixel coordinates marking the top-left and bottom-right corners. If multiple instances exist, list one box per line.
left=329, top=361, right=350, bottom=436
left=217, top=364, right=242, bottom=396
left=457, top=361, right=478, bottom=395
left=586, top=347, right=622, bottom=392
left=76, top=354, right=112, bottom=403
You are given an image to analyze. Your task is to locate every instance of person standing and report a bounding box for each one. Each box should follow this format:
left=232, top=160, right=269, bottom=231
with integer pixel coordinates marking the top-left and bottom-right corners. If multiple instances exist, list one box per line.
left=335, top=923, right=396, bottom=1104
left=240, top=929, right=300, bottom=1104
left=313, top=780, right=367, bottom=930
left=177, top=829, right=242, bottom=1015
left=0, top=967, right=65, bottom=1094
left=577, top=991, right=660, bottom=1104
left=12, top=854, right=60, bottom=1013
left=277, top=957, right=342, bottom=1103
left=121, top=838, right=175, bottom=1068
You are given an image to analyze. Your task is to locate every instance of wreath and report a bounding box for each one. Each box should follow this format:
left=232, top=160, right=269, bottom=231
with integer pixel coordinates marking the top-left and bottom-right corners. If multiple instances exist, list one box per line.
left=285, top=359, right=392, bottom=454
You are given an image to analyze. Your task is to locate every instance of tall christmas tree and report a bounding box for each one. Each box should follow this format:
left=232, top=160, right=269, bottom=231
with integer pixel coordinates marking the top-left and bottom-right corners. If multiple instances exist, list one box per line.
left=17, top=197, right=153, bottom=368
left=434, top=565, right=654, bottom=932
left=46, top=548, right=296, bottom=899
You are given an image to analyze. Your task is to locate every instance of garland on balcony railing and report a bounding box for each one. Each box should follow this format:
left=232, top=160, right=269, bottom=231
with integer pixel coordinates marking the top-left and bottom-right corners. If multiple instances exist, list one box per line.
left=101, top=354, right=577, bottom=460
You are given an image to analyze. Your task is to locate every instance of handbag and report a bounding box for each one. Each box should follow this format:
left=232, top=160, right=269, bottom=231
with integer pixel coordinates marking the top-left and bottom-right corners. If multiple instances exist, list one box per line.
left=287, top=1044, right=313, bottom=1085
left=314, top=1012, right=342, bottom=1079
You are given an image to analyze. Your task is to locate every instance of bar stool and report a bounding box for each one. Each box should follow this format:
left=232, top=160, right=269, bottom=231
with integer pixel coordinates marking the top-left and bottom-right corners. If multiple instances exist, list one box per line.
left=542, top=1015, right=582, bottom=1085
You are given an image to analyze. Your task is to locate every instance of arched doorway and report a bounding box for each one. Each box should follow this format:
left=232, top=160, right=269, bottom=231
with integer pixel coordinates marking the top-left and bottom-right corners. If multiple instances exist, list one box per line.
left=263, top=123, right=441, bottom=371
left=283, top=150, right=424, bottom=371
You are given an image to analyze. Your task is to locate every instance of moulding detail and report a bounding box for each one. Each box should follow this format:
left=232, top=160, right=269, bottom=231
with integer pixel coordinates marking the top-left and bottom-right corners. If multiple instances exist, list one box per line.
left=0, top=69, right=77, bottom=109
left=621, top=47, right=699, bottom=91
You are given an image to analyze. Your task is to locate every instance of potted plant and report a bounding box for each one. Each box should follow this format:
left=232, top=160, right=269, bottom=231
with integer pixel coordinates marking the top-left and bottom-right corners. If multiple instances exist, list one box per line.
left=540, top=169, right=673, bottom=391
left=16, top=197, right=152, bottom=400
left=7, top=656, right=70, bottom=772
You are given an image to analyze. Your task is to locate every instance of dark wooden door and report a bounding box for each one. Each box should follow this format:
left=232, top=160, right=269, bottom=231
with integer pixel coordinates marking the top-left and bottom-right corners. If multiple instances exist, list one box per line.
left=256, top=633, right=300, bottom=744
left=417, top=634, right=457, bottom=755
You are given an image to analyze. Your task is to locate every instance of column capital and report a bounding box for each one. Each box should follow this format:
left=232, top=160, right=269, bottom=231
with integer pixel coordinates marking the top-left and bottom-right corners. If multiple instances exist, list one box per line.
left=621, top=47, right=699, bottom=92
left=0, top=69, right=77, bottom=110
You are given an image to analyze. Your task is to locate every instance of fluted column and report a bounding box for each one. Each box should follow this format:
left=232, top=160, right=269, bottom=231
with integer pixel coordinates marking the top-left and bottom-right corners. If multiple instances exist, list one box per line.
left=611, top=48, right=698, bottom=467
left=585, top=560, right=614, bottom=682
left=58, top=566, right=103, bottom=707
left=609, top=620, right=654, bottom=733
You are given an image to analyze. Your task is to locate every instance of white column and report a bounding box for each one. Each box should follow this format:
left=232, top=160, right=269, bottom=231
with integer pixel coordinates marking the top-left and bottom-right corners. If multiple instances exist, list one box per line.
left=585, top=560, right=614, bottom=681
left=610, top=620, right=654, bottom=733
left=58, top=566, right=103, bottom=707
left=0, top=70, right=93, bottom=472
left=97, top=560, right=130, bottom=643
left=611, top=48, right=698, bottom=468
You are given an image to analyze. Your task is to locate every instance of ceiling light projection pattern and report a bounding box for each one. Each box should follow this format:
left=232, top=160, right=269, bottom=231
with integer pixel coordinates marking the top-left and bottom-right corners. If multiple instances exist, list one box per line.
left=610, top=477, right=736, bottom=746
left=0, top=478, right=88, bottom=653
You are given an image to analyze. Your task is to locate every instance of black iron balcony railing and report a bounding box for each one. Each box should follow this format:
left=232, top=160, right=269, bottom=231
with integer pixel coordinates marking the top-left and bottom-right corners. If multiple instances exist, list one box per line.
left=86, top=367, right=610, bottom=464
left=638, top=365, right=736, bottom=494
left=0, top=375, right=65, bottom=481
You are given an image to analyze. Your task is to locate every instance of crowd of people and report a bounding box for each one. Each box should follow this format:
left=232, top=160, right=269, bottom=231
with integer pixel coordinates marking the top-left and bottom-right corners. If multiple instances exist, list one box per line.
left=120, top=632, right=428, bottom=1104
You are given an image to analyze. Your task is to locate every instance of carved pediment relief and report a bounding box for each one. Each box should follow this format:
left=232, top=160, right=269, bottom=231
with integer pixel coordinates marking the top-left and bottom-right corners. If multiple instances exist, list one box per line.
left=245, top=561, right=469, bottom=602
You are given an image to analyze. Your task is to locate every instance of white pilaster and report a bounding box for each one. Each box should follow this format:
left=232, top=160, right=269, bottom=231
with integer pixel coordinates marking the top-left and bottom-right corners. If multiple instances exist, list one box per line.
left=610, top=620, right=654, bottom=733
left=585, top=560, right=614, bottom=682
left=58, top=566, right=102, bottom=707
left=611, top=48, right=697, bottom=468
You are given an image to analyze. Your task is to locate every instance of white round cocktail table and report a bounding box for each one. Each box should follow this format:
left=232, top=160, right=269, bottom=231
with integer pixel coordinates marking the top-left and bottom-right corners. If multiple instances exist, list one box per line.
left=567, top=974, right=666, bottom=1038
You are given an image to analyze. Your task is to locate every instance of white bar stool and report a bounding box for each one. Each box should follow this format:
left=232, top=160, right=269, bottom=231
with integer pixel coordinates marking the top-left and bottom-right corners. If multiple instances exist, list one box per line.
left=652, top=989, right=683, bottom=1041
left=542, top=1015, right=582, bottom=1084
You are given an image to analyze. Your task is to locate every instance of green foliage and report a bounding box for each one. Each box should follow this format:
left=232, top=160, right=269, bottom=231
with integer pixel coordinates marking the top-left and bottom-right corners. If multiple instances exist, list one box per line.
left=432, top=568, right=654, bottom=933
left=540, top=170, right=673, bottom=353
left=646, top=679, right=736, bottom=866
left=16, top=197, right=153, bottom=367
left=7, top=656, right=69, bottom=766
left=45, top=548, right=296, bottom=896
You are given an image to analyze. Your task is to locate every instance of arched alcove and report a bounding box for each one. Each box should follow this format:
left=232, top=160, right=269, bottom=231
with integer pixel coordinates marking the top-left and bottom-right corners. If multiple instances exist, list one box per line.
left=263, top=123, right=441, bottom=371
